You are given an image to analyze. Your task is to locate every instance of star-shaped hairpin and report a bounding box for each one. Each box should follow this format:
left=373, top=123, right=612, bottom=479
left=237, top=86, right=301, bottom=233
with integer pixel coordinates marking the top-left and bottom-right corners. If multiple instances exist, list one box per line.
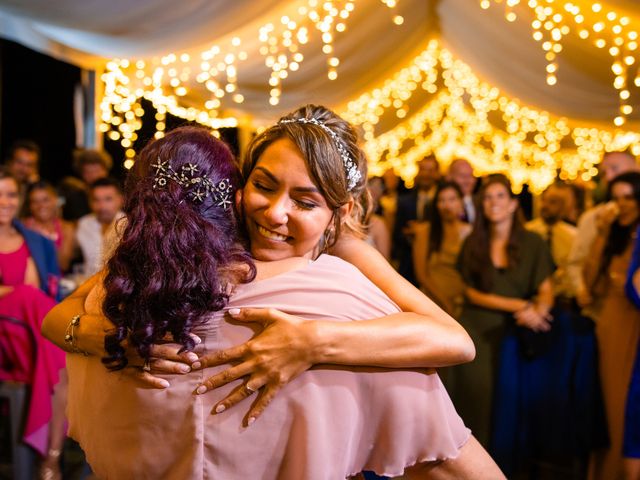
left=151, top=158, right=168, bottom=172
left=183, top=163, right=198, bottom=175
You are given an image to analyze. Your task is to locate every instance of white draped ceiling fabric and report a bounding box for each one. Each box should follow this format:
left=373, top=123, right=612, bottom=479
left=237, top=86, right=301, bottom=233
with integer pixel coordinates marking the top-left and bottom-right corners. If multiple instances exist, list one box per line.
left=0, top=0, right=639, bottom=190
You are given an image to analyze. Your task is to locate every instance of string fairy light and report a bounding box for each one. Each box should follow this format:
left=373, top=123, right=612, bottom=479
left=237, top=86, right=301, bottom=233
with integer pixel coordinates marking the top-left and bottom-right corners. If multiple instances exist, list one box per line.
left=479, top=0, right=639, bottom=126
left=100, top=1, right=401, bottom=147
left=341, top=39, right=640, bottom=193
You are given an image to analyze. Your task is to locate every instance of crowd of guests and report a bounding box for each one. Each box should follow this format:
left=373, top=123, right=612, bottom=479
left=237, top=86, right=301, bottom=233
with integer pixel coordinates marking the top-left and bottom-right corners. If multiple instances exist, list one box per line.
left=2, top=130, right=640, bottom=479
left=5, top=141, right=124, bottom=280
left=367, top=151, right=640, bottom=480
left=1, top=140, right=124, bottom=479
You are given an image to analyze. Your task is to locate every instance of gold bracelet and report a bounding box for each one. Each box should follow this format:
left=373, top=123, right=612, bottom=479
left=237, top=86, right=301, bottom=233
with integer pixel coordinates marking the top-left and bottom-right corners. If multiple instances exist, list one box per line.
left=64, top=314, right=89, bottom=355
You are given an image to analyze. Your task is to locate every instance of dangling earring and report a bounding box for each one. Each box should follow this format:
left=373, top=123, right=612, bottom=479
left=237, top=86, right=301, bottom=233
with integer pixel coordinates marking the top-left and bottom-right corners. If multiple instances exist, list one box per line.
left=322, top=224, right=336, bottom=253
left=312, top=223, right=336, bottom=259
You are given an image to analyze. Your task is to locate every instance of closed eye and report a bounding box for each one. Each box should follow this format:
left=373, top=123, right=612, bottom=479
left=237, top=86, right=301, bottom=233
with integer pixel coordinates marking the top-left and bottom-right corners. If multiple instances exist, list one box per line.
left=252, top=179, right=274, bottom=192
left=294, top=199, right=317, bottom=210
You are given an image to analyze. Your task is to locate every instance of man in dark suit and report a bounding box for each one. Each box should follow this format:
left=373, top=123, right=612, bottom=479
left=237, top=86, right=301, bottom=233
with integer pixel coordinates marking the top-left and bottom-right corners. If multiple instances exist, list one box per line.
left=392, top=155, right=441, bottom=285
left=447, top=158, right=478, bottom=224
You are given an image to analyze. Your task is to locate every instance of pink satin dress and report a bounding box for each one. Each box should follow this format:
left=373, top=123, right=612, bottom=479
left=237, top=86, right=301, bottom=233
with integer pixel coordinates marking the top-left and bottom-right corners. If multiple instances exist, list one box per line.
left=67, top=255, right=469, bottom=479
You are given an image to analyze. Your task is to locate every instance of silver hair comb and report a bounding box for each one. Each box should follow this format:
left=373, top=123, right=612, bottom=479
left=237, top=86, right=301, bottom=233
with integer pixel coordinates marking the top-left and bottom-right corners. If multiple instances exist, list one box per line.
left=278, top=117, right=362, bottom=191
left=151, top=158, right=233, bottom=209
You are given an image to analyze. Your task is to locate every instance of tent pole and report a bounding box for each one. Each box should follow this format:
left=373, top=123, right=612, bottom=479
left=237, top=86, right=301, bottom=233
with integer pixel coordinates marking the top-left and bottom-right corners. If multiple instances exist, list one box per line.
left=81, top=69, right=101, bottom=149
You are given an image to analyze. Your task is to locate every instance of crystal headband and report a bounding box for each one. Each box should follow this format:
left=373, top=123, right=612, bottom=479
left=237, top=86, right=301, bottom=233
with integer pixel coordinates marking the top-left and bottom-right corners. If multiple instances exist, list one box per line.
left=151, top=158, right=233, bottom=209
left=278, top=117, right=362, bottom=191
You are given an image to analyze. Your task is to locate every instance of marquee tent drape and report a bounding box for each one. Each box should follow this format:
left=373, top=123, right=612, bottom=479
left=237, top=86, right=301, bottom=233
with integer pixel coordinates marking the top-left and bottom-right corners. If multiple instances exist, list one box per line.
left=1, top=0, right=638, bottom=129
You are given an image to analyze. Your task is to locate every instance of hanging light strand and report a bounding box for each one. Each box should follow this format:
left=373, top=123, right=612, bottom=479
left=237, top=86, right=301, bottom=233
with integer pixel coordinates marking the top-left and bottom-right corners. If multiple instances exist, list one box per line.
left=480, top=0, right=639, bottom=126
left=341, top=39, right=640, bottom=193
left=100, top=0, right=401, bottom=148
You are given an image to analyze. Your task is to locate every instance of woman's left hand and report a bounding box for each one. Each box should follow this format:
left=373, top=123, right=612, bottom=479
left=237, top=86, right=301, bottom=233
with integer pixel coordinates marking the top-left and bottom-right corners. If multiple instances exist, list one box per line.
left=514, top=303, right=552, bottom=332
left=192, top=308, right=318, bottom=426
left=120, top=332, right=202, bottom=388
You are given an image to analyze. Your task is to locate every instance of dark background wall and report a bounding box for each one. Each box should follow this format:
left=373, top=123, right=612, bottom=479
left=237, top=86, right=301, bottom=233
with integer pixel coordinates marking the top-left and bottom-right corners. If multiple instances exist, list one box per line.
left=103, top=99, right=240, bottom=180
left=0, top=39, right=81, bottom=183
left=0, top=39, right=239, bottom=185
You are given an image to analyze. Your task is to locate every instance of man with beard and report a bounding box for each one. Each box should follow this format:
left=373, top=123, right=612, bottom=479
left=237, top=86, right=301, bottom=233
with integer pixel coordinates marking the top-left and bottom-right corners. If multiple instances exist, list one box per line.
left=75, top=177, right=124, bottom=276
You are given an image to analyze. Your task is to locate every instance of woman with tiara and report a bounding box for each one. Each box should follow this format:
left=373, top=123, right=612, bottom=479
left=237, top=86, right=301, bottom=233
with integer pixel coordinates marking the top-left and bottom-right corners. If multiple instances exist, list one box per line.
left=44, top=107, right=503, bottom=478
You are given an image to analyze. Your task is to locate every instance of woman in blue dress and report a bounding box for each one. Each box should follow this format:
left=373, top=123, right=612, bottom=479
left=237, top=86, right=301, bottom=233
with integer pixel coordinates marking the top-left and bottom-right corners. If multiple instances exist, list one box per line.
left=624, top=224, right=640, bottom=480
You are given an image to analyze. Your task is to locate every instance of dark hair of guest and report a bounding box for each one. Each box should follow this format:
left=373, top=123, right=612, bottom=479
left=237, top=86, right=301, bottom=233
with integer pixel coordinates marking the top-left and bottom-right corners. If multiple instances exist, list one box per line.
left=0, top=166, right=19, bottom=186
left=427, top=181, right=464, bottom=258
left=7, top=139, right=41, bottom=161
left=460, top=173, right=525, bottom=292
left=102, top=126, right=256, bottom=370
left=599, top=171, right=640, bottom=279
left=89, top=176, right=123, bottom=193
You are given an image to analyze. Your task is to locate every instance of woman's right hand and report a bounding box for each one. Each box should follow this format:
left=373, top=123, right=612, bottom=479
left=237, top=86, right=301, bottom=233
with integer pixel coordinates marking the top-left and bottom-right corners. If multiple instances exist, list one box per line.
left=191, top=308, right=318, bottom=425
left=596, top=201, right=619, bottom=235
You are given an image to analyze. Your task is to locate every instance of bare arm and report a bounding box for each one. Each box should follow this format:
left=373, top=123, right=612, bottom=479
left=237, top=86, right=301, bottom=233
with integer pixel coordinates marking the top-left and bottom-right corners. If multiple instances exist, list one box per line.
left=464, top=287, right=529, bottom=313
left=42, top=274, right=196, bottom=381
left=466, top=275, right=554, bottom=332
left=583, top=232, right=607, bottom=295
left=368, top=215, right=391, bottom=260
left=41, top=273, right=107, bottom=355
left=24, top=257, right=40, bottom=289
left=331, top=235, right=474, bottom=366
left=412, top=223, right=453, bottom=313
left=194, top=236, right=475, bottom=423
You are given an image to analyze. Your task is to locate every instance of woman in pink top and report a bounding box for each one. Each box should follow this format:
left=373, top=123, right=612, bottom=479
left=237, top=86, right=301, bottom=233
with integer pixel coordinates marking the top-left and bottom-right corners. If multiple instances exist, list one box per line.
left=23, top=181, right=76, bottom=272
left=43, top=110, right=503, bottom=478
left=0, top=168, right=66, bottom=480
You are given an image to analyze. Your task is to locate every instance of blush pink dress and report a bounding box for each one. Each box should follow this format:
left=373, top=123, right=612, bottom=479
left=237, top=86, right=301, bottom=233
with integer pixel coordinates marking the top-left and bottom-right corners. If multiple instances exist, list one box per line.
left=0, top=242, right=65, bottom=455
left=67, top=255, right=469, bottom=479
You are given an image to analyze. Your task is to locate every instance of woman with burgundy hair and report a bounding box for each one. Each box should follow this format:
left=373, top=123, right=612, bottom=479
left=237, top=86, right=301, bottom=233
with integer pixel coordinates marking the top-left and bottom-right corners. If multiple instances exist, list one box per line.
left=43, top=109, right=503, bottom=478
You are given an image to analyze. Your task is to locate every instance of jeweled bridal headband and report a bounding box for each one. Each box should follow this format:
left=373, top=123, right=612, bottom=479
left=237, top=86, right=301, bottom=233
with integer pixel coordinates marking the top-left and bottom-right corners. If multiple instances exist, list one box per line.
left=278, top=117, right=362, bottom=191
left=151, top=158, right=233, bottom=209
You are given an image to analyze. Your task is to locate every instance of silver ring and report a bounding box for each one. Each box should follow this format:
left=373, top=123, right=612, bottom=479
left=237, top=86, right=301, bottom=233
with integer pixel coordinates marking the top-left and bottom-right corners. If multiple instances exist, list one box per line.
left=244, top=383, right=257, bottom=394
left=142, top=360, right=151, bottom=372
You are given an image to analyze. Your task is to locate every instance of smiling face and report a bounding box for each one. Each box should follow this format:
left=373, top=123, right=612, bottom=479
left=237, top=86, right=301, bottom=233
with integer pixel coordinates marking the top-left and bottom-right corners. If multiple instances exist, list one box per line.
left=8, top=148, right=38, bottom=183
left=482, top=182, right=517, bottom=225
left=242, top=138, right=337, bottom=261
left=29, top=187, right=58, bottom=222
left=436, top=186, right=464, bottom=222
left=0, top=177, right=20, bottom=226
left=89, top=185, right=123, bottom=225
left=611, top=181, right=639, bottom=226
left=600, top=152, right=637, bottom=183
left=448, top=159, right=476, bottom=197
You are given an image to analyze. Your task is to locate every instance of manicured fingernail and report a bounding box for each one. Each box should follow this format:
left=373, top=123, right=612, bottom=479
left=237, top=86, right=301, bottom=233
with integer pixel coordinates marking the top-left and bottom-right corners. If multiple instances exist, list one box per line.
left=159, top=380, right=170, bottom=388
left=179, top=365, right=191, bottom=373
left=192, top=335, right=202, bottom=344
left=215, top=404, right=226, bottom=413
left=186, top=352, right=198, bottom=362
left=247, top=416, right=256, bottom=426
left=228, top=308, right=241, bottom=316
left=191, top=361, right=202, bottom=370
left=196, top=385, right=207, bottom=394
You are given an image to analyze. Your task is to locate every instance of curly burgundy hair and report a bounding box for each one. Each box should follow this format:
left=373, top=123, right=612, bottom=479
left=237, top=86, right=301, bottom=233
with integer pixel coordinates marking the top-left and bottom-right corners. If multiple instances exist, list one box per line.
left=102, top=126, right=255, bottom=370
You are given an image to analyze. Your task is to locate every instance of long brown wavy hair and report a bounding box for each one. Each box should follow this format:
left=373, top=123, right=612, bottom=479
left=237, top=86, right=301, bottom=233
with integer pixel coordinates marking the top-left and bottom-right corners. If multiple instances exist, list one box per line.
left=460, top=173, right=526, bottom=292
